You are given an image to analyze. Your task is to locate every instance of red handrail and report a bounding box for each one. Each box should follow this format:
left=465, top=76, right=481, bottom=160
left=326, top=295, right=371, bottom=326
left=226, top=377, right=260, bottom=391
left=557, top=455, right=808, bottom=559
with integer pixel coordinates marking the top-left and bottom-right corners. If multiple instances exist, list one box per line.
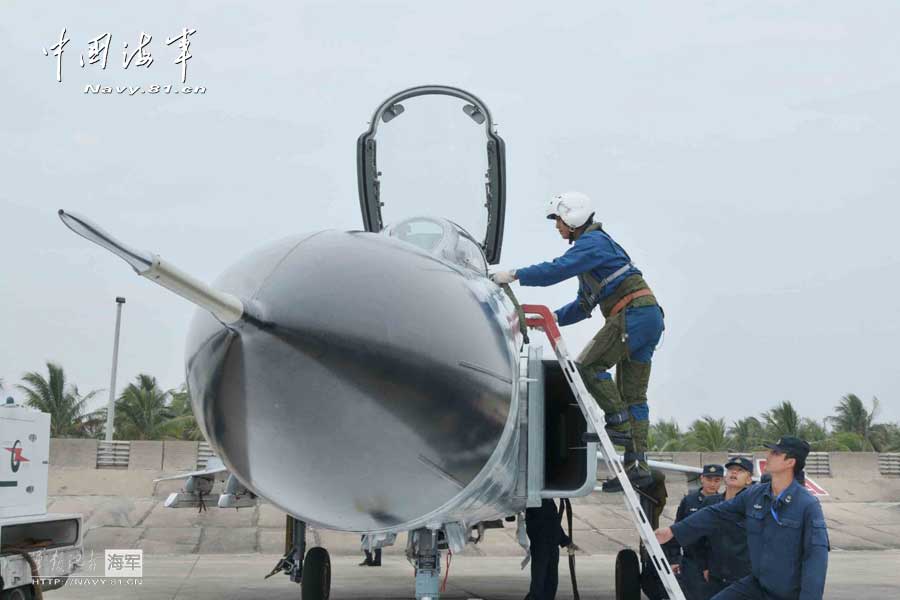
left=520, top=304, right=561, bottom=348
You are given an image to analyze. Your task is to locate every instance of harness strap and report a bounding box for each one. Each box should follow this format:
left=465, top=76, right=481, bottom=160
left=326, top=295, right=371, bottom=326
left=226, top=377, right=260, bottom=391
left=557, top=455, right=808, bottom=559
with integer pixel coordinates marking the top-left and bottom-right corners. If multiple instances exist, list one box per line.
left=609, top=288, right=654, bottom=318
left=559, top=499, right=580, bottom=600
left=500, top=283, right=529, bottom=346
left=578, top=262, right=635, bottom=314
left=575, top=224, right=639, bottom=314
left=597, top=262, right=634, bottom=290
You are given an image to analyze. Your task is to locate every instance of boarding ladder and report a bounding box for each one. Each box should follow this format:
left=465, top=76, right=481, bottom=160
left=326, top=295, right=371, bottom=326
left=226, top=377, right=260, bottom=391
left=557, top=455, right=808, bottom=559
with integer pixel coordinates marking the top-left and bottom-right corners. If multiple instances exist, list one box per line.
left=521, top=304, right=685, bottom=600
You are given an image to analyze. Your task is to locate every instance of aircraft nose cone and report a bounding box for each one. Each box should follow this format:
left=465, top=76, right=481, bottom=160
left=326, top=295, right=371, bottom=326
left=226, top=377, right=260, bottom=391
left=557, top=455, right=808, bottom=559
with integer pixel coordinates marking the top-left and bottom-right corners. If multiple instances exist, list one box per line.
left=185, top=230, right=518, bottom=530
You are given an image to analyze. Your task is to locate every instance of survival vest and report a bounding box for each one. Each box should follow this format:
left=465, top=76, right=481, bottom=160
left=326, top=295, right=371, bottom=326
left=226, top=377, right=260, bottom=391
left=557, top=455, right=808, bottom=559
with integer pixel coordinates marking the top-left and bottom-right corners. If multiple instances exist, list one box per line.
left=575, top=223, right=656, bottom=318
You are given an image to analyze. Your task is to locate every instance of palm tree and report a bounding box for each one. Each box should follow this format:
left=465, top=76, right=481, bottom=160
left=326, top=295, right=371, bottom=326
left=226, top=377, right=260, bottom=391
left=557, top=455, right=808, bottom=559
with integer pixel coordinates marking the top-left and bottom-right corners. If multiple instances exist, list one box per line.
left=729, top=417, right=764, bottom=451
left=870, top=423, right=900, bottom=452
left=686, top=416, right=731, bottom=451
left=78, top=409, right=110, bottom=439
left=114, top=374, right=176, bottom=440
left=799, top=419, right=829, bottom=451
left=761, top=401, right=801, bottom=439
left=649, top=419, right=687, bottom=451
left=828, top=394, right=878, bottom=449
left=829, top=431, right=868, bottom=451
left=16, top=362, right=101, bottom=437
left=167, top=384, right=204, bottom=441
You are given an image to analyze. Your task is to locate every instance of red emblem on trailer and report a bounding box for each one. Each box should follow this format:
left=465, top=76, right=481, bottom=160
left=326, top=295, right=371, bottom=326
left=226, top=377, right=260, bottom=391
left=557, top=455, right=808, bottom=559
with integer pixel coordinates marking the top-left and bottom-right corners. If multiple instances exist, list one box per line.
left=6, top=440, right=29, bottom=473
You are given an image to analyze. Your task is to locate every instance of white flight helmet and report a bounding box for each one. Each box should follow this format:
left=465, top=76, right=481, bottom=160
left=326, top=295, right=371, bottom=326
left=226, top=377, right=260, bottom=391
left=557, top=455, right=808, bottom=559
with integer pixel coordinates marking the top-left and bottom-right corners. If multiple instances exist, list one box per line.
left=545, top=191, right=595, bottom=229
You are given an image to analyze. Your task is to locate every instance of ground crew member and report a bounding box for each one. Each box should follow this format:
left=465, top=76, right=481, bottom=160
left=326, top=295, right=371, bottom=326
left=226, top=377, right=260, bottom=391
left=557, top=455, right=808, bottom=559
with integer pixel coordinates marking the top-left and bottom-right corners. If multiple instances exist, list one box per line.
left=492, top=191, right=665, bottom=488
left=524, top=499, right=578, bottom=600
left=670, top=464, right=723, bottom=599
left=655, top=437, right=830, bottom=599
left=358, top=535, right=381, bottom=567
left=704, top=457, right=754, bottom=596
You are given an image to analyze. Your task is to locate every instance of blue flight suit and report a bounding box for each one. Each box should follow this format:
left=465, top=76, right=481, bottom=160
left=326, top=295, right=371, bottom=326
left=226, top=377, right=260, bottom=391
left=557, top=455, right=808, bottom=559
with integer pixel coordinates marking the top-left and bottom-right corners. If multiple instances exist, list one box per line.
left=516, top=227, right=664, bottom=431
left=671, top=491, right=720, bottom=600
left=525, top=499, right=572, bottom=600
left=705, top=488, right=753, bottom=595
left=671, top=479, right=830, bottom=600
left=515, top=228, right=650, bottom=331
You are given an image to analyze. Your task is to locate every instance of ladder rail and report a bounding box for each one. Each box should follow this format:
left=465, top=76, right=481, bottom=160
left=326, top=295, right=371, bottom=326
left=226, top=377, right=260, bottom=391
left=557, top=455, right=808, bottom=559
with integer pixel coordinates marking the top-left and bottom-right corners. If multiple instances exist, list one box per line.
left=521, top=304, right=685, bottom=600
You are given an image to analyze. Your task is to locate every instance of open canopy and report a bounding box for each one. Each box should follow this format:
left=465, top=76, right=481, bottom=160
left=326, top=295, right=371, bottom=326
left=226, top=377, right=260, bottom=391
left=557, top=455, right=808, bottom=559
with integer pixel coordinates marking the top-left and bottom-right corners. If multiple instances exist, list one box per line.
left=357, top=85, right=506, bottom=264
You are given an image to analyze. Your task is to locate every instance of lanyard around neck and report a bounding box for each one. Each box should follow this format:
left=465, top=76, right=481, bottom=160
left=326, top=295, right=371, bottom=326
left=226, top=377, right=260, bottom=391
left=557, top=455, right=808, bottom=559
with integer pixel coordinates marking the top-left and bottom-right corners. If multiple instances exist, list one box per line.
left=770, top=486, right=789, bottom=525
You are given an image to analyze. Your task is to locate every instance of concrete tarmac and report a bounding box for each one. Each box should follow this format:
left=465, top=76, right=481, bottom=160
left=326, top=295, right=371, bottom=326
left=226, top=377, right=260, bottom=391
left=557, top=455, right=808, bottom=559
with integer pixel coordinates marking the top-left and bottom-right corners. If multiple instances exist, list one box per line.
left=49, top=551, right=900, bottom=599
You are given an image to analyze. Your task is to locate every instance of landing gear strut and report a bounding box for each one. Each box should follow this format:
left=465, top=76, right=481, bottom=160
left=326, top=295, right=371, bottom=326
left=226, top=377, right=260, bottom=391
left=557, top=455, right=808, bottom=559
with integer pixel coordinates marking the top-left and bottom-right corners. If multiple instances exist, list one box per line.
left=411, top=528, right=442, bottom=600
left=265, top=516, right=331, bottom=600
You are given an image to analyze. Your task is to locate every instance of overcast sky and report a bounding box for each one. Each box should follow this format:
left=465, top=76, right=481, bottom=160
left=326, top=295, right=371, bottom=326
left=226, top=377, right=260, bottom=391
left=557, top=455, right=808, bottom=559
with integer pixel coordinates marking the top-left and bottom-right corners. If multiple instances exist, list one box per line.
left=2, top=1, right=898, bottom=429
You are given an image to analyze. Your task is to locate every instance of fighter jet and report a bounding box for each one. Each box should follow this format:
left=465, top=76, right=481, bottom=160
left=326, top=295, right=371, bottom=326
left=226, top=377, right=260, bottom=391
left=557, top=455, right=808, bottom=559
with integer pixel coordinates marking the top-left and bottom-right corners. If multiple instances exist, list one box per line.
left=60, top=86, right=693, bottom=600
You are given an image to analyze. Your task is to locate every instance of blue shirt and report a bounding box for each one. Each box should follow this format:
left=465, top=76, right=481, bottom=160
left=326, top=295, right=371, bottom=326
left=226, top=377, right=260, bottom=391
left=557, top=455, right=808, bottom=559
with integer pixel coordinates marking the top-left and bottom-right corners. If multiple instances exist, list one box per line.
left=515, top=229, right=641, bottom=326
left=705, top=488, right=753, bottom=584
left=671, top=479, right=829, bottom=600
left=671, top=491, right=720, bottom=565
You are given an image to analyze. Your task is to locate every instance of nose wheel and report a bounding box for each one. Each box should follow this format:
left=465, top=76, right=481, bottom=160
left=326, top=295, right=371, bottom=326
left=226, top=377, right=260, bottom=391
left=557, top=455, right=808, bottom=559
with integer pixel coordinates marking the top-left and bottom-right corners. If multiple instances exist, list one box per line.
left=301, top=547, right=331, bottom=600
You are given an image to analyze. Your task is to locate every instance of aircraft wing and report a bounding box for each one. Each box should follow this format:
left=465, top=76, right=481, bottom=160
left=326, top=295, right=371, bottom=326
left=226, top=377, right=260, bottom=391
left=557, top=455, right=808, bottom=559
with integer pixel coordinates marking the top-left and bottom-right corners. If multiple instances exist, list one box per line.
left=601, top=453, right=761, bottom=493
left=153, top=457, right=229, bottom=483
left=646, top=458, right=702, bottom=477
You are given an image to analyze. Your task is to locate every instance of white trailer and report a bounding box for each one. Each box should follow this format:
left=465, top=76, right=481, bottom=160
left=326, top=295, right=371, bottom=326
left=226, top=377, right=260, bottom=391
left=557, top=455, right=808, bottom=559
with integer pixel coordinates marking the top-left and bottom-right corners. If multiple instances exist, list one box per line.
left=0, top=400, right=82, bottom=599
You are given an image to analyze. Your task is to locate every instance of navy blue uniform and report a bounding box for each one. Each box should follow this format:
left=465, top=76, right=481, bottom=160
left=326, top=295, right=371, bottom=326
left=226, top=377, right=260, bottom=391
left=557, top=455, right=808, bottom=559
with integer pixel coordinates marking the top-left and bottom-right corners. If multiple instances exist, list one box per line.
left=671, top=491, right=719, bottom=600
left=525, top=500, right=572, bottom=600
left=671, top=479, right=829, bottom=600
left=705, top=489, right=752, bottom=594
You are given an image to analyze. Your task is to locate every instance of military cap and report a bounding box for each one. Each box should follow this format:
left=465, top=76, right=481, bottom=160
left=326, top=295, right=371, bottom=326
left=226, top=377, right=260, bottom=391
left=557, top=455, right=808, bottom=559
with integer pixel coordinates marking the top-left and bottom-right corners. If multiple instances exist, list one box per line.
left=764, top=436, right=810, bottom=461
left=700, top=464, right=724, bottom=477
left=725, top=456, right=753, bottom=473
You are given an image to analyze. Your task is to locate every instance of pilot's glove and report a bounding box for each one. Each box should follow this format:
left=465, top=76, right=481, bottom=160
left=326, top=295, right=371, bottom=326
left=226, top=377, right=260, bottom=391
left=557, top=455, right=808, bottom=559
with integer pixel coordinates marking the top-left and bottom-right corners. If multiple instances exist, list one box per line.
left=490, top=270, right=517, bottom=285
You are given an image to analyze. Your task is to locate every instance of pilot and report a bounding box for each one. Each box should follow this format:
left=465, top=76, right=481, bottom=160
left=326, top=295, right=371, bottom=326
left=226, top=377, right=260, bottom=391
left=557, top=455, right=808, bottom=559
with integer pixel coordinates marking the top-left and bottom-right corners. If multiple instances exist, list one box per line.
left=524, top=499, right=578, bottom=600
left=669, top=464, right=723, bottom=600
left=704, top=457, right=754, bottom=596
left=492, top=191, right=665, bottom=488
left=655, top=437, right=830, bottom=600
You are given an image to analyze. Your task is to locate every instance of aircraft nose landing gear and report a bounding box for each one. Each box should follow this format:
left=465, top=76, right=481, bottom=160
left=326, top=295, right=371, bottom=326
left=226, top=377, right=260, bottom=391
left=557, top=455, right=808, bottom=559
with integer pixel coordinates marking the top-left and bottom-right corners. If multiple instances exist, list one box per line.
left=267, top=516, right=332, bottom=600
left=410, top=528, right=442, bottom=600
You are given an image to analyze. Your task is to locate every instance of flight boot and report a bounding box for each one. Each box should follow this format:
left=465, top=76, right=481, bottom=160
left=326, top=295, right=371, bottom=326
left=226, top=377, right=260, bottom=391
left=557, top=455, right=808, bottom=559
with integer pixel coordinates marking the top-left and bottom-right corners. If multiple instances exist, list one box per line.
left=578, top=365, right=633, bottom=447
left=602, top=360, right=654, bottom=491
left=601, top=451, right=654, bottom=493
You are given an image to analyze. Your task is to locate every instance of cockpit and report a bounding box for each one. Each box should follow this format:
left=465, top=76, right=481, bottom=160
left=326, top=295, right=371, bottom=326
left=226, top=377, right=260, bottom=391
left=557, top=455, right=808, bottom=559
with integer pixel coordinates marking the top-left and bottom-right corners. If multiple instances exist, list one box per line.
left=383, top=217, right=488, bottom=275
